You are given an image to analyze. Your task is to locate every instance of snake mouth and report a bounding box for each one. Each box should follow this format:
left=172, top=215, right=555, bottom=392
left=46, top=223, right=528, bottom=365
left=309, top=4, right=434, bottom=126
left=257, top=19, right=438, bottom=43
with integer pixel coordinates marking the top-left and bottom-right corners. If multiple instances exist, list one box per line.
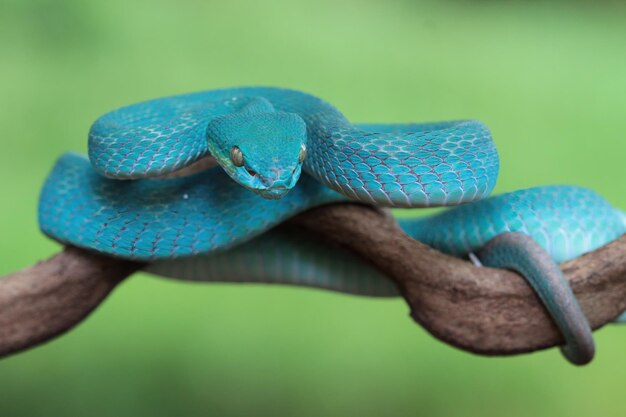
left=240, top=163, right=302, bottom=199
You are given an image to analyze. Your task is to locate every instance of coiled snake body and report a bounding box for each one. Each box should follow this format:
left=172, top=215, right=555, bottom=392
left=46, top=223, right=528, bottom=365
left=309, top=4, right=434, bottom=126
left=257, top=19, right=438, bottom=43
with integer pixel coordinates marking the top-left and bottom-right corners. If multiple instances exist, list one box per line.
left=38, top=87, right=626, bottom=364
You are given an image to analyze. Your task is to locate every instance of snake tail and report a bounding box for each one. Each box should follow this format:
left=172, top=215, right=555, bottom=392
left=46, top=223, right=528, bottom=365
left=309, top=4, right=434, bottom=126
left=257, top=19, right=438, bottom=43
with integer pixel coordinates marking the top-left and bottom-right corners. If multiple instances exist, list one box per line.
left=478, top=232, right=595, bottom=365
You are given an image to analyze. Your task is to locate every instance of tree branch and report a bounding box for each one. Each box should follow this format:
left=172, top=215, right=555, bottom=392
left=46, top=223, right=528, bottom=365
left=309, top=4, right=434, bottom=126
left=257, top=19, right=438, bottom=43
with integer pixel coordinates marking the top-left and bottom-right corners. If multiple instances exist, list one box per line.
left=292, top=204, right=626, bottom=356
left=0, top=247, right=142, bottom=357
left=1, top=203, right=625, bottom=359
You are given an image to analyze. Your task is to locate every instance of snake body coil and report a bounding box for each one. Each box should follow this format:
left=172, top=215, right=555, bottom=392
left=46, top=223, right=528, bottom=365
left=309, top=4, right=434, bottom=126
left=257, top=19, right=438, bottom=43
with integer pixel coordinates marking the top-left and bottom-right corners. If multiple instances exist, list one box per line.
left=38, top=87, right=626, bottom=364
left=88, top=87, right=498, bottom=206
left=39, top=153, right=624, bottom=267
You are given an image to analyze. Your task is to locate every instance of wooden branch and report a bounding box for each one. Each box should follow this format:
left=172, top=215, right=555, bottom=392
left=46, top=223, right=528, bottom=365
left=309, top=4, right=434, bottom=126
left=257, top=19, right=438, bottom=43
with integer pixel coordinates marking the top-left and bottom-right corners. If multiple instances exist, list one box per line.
left=291, top=204, right=626, bottom=356
left=1, top=203, right=625, bottom=360
left=0, top=247, right=142, bottom=357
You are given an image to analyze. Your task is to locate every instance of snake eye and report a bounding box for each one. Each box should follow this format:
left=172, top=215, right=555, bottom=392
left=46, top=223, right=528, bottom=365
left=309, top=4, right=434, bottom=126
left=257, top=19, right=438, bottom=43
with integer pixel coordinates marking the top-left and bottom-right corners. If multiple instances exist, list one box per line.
left=230, top=146, right=244, bottom=167
left=298, top=144, right=307, bottom=163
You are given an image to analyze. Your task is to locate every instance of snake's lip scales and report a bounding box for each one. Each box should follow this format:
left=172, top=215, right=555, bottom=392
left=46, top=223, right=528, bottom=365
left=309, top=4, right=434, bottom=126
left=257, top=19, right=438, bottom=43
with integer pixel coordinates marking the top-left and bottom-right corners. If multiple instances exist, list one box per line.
left=256, top=186, right=292, bottom=200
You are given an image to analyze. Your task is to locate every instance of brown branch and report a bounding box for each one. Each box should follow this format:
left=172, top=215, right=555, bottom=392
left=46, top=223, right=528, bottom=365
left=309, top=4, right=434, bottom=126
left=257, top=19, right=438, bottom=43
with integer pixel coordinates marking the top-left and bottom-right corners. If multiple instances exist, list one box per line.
left=1, top=203, right=625, bottom=360
left=292, top=204, right=626, bottom=356
left=0, top=247, right=142, bottom=357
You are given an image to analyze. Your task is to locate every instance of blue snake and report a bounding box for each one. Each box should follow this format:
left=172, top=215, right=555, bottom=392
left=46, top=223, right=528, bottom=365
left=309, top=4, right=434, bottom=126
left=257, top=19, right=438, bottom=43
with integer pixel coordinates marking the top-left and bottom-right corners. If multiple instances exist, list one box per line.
left=37, top=87, right=626, bottom=364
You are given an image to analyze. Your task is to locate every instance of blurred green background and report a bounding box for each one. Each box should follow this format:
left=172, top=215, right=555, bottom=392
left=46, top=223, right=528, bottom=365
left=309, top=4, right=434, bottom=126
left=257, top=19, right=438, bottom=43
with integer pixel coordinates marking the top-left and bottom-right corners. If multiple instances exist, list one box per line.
left=1, top=0, right=625, bottom=416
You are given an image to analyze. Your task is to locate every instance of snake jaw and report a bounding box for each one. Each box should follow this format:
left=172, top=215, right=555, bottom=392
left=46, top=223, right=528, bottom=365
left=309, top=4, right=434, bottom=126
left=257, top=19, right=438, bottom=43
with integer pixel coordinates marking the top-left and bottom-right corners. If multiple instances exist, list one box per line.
left=258, top=187, right=291, bottom=200
left=250, top=163, right=303, bottom=200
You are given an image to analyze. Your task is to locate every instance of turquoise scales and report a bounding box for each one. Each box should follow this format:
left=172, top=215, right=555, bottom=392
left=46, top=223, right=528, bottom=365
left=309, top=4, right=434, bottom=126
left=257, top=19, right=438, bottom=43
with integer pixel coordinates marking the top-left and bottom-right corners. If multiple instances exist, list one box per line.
left=38, top=87, right=626, bottom=364
left=39, top=153, right=342, bottom=259
left=88, top=87, right=499, bottom=206
left=39, top=155, right=626, bottom=264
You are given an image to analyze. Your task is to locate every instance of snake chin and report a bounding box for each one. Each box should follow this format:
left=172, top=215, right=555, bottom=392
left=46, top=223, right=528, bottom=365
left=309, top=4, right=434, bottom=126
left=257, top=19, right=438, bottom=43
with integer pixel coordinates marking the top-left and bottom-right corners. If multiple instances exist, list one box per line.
left=256, top=186, right=292, bottom=200
left=238, top=163, right=302, bottom=200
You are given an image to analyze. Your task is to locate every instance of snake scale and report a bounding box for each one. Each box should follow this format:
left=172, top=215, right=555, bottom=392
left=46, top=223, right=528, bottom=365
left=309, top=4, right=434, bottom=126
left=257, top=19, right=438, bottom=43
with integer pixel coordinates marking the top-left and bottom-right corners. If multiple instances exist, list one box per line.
left=38, top=87, right=626, bottom=364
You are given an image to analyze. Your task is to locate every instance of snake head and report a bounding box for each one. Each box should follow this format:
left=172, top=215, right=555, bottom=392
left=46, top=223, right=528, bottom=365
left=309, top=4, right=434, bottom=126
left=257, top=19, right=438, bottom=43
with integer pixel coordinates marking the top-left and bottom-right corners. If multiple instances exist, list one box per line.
left=206, top=111, right=308, bottom=199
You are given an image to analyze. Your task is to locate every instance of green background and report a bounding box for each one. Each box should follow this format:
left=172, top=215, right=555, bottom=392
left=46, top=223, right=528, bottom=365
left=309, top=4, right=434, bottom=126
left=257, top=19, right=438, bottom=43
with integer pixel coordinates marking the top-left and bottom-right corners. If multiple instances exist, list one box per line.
left=1, top=0, right=625, bottom=416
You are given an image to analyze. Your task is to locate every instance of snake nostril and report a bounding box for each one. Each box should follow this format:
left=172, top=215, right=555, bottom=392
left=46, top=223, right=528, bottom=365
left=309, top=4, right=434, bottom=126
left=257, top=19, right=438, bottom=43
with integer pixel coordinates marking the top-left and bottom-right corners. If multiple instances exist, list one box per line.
left=246, top=168, right=257, bottom=177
